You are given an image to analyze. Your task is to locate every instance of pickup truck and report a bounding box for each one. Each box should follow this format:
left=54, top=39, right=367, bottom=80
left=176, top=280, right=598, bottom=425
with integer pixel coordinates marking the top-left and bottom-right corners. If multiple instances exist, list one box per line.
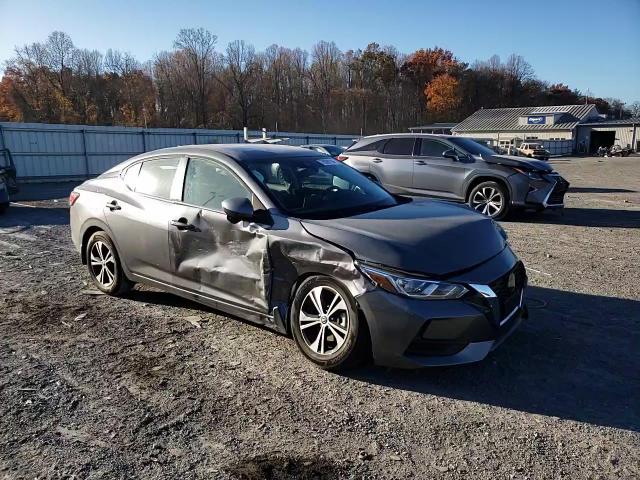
left=516, top=142, right=550, bottom=160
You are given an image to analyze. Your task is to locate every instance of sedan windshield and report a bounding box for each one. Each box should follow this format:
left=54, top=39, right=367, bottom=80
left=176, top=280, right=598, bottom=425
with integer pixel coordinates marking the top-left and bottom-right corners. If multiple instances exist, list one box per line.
left=242, top=156, right=400, bottom=219
left=448, top=137, right=497, bottom=157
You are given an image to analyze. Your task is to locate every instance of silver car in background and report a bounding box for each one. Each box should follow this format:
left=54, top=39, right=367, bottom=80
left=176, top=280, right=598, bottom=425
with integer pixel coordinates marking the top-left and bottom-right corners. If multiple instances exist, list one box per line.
left=340, top=133, right=569, bottom=219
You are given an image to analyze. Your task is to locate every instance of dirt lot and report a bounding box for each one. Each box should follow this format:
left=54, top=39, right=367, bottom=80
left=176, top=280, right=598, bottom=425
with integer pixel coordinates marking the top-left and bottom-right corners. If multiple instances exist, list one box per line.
left=1, top=156, right=639, bottom=479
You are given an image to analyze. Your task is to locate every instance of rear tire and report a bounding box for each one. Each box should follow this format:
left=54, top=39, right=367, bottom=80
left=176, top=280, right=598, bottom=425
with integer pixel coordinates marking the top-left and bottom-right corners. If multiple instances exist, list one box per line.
left=86, top=231, right=133, bottom=296
left=291, top=276, right=369, bottom=371
left=468, top=181, right=510, bottom=220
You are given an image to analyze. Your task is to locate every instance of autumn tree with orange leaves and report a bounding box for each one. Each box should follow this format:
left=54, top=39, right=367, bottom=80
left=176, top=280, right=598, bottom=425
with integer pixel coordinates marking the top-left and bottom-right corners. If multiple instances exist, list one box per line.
left=425, top=74, right=461, bottom=118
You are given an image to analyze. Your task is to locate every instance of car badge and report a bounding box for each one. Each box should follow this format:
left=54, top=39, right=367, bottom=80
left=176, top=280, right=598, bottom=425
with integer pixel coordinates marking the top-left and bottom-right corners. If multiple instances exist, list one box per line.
left=508, top=272, right=516, bottom=289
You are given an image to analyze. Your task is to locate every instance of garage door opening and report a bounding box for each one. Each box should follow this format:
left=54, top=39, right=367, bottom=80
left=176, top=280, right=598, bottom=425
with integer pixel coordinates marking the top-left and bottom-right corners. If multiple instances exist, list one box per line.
left=590, top=130, right=616, bottom=153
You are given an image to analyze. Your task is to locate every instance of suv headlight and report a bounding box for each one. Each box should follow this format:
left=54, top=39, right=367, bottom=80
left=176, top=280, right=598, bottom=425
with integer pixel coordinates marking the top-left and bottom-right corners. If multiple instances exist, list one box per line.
left=359, top=264, right=468, bottom=300
left=513, top=167, right=544, bottom=180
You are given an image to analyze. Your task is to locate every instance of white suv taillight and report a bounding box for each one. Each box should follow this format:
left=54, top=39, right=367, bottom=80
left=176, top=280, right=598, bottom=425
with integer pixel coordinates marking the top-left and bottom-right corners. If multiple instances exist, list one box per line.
left=69, top=191, right=80, bottom=206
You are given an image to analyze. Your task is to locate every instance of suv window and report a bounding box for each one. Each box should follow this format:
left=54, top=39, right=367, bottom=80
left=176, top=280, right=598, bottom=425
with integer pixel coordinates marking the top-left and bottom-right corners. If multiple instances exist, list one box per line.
left=183, top=157, right=250, bottom=211
left=382, top=138, right=415, bottom=155
left=420, top=140, right=450, bottom=157
left=348, top=139, right=386, bottom=152
left=136, top=158, right=180, bottom=199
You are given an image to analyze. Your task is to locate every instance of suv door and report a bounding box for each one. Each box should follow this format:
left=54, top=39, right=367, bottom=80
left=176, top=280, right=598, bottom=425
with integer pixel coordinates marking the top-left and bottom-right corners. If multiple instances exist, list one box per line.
left=104, top=156, right=181, bottom=283
left=412, top=139, right=473, bottom=200
left=370, top=137, right=415, bottom=194
left=169, top=156, right=271, bottom=314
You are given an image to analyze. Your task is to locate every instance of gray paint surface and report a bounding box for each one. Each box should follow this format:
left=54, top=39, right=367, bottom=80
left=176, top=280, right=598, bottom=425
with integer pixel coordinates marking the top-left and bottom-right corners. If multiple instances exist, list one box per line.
left=69, top=144, right=526, bottom=368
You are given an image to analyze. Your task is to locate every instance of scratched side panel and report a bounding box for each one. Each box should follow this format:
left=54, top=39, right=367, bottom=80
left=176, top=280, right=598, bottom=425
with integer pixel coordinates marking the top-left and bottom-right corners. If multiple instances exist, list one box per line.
left=169, top=207, right=272, bottom=314
left=266, top=215, right=371, bottom=330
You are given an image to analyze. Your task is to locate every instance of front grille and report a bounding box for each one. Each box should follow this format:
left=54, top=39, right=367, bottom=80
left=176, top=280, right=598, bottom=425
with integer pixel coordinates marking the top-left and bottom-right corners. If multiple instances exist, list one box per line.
left=489, top=262, right=527, bottom=321
left=547, top=175, right=569, bottom=205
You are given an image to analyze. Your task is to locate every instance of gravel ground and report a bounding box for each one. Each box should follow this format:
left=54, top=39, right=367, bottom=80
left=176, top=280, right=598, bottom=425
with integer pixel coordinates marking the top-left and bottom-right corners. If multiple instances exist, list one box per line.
left=1, top=156, right=639, bottom=479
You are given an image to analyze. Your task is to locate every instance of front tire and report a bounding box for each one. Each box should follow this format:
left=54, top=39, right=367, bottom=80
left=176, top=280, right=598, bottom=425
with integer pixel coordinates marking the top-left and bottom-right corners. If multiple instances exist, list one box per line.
left=291, top=276, right=368, bottom=371
left=469, top=181, right=510, bottom=220
left=86, top=231, right=132, bottom=296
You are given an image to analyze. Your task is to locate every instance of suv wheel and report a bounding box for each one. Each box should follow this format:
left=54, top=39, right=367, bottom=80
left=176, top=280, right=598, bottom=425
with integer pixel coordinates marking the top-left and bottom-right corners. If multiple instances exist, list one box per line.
left=469, top=181, right=510, bottom=220
left=291, top=276, right=368, bottom=371
left=86, top=231, right=133, bottom=295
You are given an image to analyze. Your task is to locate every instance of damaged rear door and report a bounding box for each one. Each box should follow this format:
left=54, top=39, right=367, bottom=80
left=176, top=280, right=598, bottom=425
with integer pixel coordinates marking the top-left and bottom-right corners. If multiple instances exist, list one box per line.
left=168, top=156, right=271, bottom=315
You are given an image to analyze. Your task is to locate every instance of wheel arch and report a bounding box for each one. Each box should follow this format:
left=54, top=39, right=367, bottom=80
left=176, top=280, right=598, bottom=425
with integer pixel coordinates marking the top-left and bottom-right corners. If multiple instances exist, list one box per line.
left=286, top=272, right=372, bottom=339
left=464, top=175, right=512, bottom=203
left=79, top=219, right=119, bottom=265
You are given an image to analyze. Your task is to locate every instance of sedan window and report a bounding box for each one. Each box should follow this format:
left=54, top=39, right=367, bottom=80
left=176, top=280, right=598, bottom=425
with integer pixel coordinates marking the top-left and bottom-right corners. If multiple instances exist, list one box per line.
left=183, top=157, right=250, bottom=211
left=136, top=158, right=180, bottom=199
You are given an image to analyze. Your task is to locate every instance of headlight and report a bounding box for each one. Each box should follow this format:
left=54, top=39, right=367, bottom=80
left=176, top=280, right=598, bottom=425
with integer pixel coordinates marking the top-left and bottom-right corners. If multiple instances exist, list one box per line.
left=513, top=167, right=543, bottom=180
left=359, top=264, right=468, bottom=300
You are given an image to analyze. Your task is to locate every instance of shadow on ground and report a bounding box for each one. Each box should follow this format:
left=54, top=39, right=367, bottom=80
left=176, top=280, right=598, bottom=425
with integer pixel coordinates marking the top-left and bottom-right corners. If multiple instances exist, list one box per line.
left=568, top=187, right=637, bottom=194
left=348, top=286, right=640, bottom=432
left=0, top=204, right=69, bottom=229
left=11, top=181, right=81, bottom=202
left=517, top=207, right=640, bottom=228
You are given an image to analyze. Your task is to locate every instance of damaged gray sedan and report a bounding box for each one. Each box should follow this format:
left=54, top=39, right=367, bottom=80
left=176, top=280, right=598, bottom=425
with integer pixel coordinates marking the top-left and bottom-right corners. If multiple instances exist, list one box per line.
left=70, top=144, right=527, bottom=370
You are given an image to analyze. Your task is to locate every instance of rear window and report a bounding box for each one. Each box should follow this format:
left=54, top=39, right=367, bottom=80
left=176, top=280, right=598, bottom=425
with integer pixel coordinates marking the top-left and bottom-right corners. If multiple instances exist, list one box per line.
left=347, top=139, right=386, bottom=153
left=382, top=138, right=415, bottom=155
left=136, top=158, right=180, bottom=199
left=323, top=145, right=345, bottom=156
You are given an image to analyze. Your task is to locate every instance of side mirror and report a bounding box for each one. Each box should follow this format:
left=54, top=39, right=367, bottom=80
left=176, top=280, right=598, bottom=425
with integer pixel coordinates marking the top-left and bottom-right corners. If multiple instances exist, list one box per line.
left=221, top=197, right=254, bottom=224
left=443, top=149, right=463, bottom=161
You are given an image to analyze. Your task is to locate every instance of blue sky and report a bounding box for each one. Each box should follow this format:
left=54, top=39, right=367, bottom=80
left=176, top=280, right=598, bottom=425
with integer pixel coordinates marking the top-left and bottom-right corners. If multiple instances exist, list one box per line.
left=1, top=0, right=638, bottom=103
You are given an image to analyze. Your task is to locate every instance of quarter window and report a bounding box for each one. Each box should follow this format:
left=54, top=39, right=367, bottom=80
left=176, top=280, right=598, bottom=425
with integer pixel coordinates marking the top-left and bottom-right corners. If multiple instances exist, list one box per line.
left=348, top=139, right=386, bottom=152
left=382, top=138, right=415, bottom=155
left=420, top=140, right=450, bottom=157
left=183, top=157, right=250, bottom=210
left=136, top=158, right=180, bottom=199
left=122, top=162, right=141, bottom=191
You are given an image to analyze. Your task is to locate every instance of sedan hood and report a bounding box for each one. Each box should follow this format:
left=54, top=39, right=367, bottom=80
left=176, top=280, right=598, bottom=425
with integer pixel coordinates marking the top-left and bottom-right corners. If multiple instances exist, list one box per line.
left=301, top=200, right=506, bottom=277
left=482, top=154, right=553, bottom=172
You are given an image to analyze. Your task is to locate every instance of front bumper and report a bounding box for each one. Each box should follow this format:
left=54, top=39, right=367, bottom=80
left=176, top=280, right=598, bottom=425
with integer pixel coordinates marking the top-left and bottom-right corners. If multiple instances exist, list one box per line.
left=356, top=248, right=528, bottom=368
left=511, top=173, right=569, bottom=210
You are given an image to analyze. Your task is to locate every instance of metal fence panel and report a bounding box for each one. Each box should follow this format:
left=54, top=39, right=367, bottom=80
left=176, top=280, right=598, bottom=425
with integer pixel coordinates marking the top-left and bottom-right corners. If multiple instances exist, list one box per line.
left=0, top=122, right=359, bottom=181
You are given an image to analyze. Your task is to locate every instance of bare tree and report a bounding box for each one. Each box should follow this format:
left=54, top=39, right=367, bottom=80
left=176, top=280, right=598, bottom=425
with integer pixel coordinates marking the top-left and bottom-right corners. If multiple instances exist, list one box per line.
left=173, top=28, right=218, bottom=127
left=218, top=40, right=258, bottom=128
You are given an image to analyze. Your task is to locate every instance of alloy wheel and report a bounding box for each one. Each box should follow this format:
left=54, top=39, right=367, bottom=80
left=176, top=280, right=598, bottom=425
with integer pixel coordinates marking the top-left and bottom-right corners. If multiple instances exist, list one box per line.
left=471, top=187, right=503, bottom=217
left=299, top=286, right=350, bottom=356
left=89, top=241, right=116, bottom=288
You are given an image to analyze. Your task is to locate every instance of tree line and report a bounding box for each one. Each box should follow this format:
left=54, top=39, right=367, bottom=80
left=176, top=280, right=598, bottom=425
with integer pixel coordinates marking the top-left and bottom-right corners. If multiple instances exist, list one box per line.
left=1, top=29, right=638, bottom=134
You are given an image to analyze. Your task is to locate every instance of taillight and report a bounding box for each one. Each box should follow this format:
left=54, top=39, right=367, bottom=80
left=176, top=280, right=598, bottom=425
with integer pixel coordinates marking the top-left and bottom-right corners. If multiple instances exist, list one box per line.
left=69, top=191, right=80, bottom=206
left=336, top=155, right=348, bottom=162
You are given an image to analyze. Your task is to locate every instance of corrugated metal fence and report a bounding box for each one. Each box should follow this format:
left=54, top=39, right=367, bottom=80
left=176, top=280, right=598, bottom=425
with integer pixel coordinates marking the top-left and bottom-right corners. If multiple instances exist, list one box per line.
left=0, top=122, right=359, bottom=182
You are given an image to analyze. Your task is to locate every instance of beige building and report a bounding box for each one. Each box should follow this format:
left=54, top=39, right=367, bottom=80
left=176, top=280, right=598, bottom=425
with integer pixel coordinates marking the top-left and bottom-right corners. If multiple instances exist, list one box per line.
left=576, top=118, right=639, bottom=153
left=452, top=104, right=601, bottom=155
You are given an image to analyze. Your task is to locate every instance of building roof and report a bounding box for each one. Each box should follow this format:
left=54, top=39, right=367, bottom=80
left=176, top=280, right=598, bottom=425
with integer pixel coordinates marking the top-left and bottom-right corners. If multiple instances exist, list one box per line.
left=453, top=104, right=597, bottom=132
left=409, top=123, right=457, bottom=131
left=578, top=117, right=640, bottom=127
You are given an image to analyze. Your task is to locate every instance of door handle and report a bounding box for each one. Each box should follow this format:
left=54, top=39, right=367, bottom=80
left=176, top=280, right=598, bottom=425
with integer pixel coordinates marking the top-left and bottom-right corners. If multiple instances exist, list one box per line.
left=414, top=160, right=427, bottom=165
left=106, top=200, right=121, bottom=211
left=372, top=158, right=383, bottom=163
left=170, top=218, right=195, bottom=231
